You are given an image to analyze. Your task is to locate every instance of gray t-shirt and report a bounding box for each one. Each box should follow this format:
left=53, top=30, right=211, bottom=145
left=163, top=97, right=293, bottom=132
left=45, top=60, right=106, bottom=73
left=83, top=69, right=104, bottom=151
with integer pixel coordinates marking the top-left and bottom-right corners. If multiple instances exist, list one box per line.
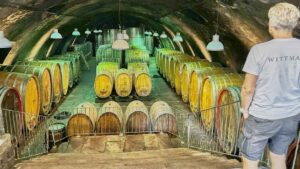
left=243, top=38, right=300, bottom=120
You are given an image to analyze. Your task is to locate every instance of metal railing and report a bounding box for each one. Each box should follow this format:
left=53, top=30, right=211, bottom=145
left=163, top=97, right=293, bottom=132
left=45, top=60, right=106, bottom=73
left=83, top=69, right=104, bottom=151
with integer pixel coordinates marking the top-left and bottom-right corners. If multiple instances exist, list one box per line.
left=1, top=109, right=49, bottom=160
left=185, top=102, right=300, bottom=169
left=0, top=102, right=299, bottom=168
left=49, top=106, right=188, bottom=139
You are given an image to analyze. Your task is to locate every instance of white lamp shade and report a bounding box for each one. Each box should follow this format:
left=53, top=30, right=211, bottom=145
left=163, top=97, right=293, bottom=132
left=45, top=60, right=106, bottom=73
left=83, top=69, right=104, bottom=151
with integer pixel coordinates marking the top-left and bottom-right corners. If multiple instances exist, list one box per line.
left=50, top=29, right=63, bottom=40
left=153, top=32, right=159, bottom=37
left=122, top=30, right=129, bottom=40
left=173, top=32, right=183, bottom=42
left=0, top=31, right=12, bottom=48
left=206, top=34, right=224, bottom=51
left=93, top=29, right=99, bottom=34
left=112, top=33, right=129, bottom=50
left=160, top=32, right=167, bottom=38
left=148, top=32, right=152, bottom=36
left=72, top=28, right=81, bottom=36
left=85, top=28, right=91, bottom=35
left=98, top=29, right=103, bottom=33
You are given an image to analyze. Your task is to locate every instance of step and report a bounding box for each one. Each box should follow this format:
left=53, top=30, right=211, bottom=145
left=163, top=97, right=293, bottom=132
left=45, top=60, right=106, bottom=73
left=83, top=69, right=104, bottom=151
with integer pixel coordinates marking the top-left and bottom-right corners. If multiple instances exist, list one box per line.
left=15, top=148, right=241, bottom=169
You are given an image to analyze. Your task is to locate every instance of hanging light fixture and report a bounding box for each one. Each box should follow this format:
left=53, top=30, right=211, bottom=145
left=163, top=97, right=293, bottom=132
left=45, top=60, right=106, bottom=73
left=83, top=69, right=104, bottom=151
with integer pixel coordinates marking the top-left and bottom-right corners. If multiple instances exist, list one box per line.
left=153, top=32, right=159, bottom=37
left=85, top=28, right=91, bottom=35
left=207, top=34, right=224, bottom=51
left=144, top=30, right=149, bottom=36
left=72, top=28, right=81, bottom=36
left=98, top=29, right=103, bottom=33
left=160, top=32, right=167, bottom=39
left=122, top=30, right=129, bottom=40
left=173, top=32, right=183, bottom=42
left=50, top=29, right=63, bottom=40
left=148, top=31, right=152, bottom=36
left=0, top=31, right=12, bottom=48
left=112, top=32, right=129, bottom=50
left=112, top=0, right=129, bottom=50
left=93, top=29, right=99, bottom=34
left=206, top=3, right=224, bottom=51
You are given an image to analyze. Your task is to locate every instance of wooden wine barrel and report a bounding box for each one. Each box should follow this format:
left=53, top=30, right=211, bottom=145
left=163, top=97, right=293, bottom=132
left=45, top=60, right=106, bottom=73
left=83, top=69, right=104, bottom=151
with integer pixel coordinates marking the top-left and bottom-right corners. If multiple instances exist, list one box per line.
left=173, top=59, right=204, bottom=95
left=94, top=62, right=119, bottom=98
left=128, top=62, right=149, bottom=73
left=1, top=65, right=53, bottom=115
left=134, top=71, right=152, bottom=97
left=181, top=61, right=221, bottom=103
left=215, top=86, right=241, bottom=154
left=0, top=87, right=23, bottom=141
left=94, top=71, right=114, bottom=98
left=150, top=101, right=177, bottom=134
left=67, top=102, right=97, bottom=137
left=125, top=100, right=150, bottom=133
left=189, top=67, right=233, bottom=113
left=128, top=63, right=152, bottom=97
left=47, top=56, right=80, bottom=83
left=165, top=54, right=196, bottom=83
left=65, top=52, right=81, bottom=82
left=0, top=72, right=40, bottom=130
left=115, top=69, right=132, bottom=97
left=48, top=122, right=66, bottom=149
left=96, top=101, right=123, bottom=134
left=200, top=74, right=244, bottom=131
left=125, top=49, right=150, bottom=65
left=21, top=61, right=62, bottom=104
left=39, top=60, right=71, bottom=95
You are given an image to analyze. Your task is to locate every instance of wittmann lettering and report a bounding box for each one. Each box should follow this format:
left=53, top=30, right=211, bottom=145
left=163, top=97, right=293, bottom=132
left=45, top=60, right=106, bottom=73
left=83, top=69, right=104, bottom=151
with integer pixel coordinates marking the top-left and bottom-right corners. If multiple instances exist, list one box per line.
left=267, top=56, right=300, bottom=62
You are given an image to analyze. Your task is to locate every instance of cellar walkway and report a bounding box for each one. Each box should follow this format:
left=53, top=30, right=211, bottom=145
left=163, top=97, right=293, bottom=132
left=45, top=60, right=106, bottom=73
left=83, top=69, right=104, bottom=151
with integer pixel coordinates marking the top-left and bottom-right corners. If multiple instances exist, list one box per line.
left=51, top=56, right=191, bottom=131
left=14, top=57, right=243, bottom=168
left=14, top=148, right=241, bottom=169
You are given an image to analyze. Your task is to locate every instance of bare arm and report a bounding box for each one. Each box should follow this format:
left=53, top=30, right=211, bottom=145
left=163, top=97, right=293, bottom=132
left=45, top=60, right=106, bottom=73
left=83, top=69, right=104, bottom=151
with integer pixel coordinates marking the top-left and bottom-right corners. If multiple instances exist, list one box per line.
left=241, top=73, right=257, bottom=119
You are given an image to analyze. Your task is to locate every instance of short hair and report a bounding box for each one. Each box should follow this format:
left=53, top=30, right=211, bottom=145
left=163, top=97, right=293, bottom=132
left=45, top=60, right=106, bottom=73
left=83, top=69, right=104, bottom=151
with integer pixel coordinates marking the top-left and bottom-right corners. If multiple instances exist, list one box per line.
left=268, top=3, right=300, bottom=31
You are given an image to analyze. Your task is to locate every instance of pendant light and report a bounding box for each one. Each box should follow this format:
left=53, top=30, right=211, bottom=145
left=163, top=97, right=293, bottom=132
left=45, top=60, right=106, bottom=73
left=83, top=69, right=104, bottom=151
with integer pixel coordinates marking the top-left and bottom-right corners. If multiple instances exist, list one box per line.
left=148, top=31, right=152, bottom=36
left=72, top=28, right=81, bottom=36
left=0, top=31, right=12, bottom=48
left=85, top=28, right=91, bottom=35
left=122, top=30, right=129, bottom=40
left=153, top=32, right=159, bottom=37
left=93, top=29, right=99, bottom=34
left=112, top=0, right=129, bottom=50
left=160, top=32, right=167, bottom=39
left=206, top=3, right=224, bottom=51
left=173, top=32, right=183, bottom=42
left=50, top=29, right=62, bottom=40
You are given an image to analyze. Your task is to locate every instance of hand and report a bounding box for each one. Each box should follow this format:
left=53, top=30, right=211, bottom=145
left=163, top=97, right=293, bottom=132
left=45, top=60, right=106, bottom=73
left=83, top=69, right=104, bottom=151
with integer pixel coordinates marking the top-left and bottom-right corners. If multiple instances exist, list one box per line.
left=243, top=112, right=249, bottom=119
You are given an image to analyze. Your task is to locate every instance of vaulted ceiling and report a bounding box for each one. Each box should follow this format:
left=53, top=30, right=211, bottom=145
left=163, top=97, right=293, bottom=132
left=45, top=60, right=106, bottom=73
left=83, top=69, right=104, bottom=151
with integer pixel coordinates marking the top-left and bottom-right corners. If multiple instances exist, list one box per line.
left=0, top=0, right=299, bottom=70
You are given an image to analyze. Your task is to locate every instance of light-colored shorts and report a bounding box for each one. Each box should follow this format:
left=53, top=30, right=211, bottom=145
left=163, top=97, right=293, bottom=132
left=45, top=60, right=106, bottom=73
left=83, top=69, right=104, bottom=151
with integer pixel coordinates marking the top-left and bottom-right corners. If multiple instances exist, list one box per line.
left=240, top=114, right=300, bottom=161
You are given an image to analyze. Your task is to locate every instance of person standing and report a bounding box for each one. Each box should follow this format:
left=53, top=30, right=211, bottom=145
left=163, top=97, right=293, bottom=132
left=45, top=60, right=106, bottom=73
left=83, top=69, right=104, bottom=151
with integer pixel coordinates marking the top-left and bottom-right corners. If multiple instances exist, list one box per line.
left=240, top=3, right=300, bottom=169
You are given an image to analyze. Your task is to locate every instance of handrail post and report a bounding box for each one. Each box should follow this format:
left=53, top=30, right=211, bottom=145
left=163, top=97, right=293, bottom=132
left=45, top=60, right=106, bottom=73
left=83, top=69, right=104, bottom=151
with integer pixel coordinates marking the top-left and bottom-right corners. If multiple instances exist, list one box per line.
left=0, top=109, right=5, bottom=137
left=292, top=129, right=300, bottom=169
left=187, top=114, right=192, bottom=148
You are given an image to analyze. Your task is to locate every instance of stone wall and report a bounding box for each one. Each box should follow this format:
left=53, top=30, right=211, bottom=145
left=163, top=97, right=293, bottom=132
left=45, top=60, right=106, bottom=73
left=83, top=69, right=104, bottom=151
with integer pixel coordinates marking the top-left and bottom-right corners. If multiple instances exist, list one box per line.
left=0, top=134, right=15, bottom=169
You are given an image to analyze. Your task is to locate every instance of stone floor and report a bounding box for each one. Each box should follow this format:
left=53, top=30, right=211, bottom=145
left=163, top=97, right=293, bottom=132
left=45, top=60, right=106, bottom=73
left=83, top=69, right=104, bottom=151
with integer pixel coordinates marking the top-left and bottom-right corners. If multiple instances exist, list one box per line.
left=51, top=134, right=181, bottom=154
left=14, top=148, right=241, bottom=169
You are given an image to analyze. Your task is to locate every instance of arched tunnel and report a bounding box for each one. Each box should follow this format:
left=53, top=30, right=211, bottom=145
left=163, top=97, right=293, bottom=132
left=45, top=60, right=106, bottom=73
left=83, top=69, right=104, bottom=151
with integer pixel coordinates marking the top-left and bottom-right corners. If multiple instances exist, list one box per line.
left=1, top=0, right=299, bottom=70
left=0, top=0, right=300, bottom=169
